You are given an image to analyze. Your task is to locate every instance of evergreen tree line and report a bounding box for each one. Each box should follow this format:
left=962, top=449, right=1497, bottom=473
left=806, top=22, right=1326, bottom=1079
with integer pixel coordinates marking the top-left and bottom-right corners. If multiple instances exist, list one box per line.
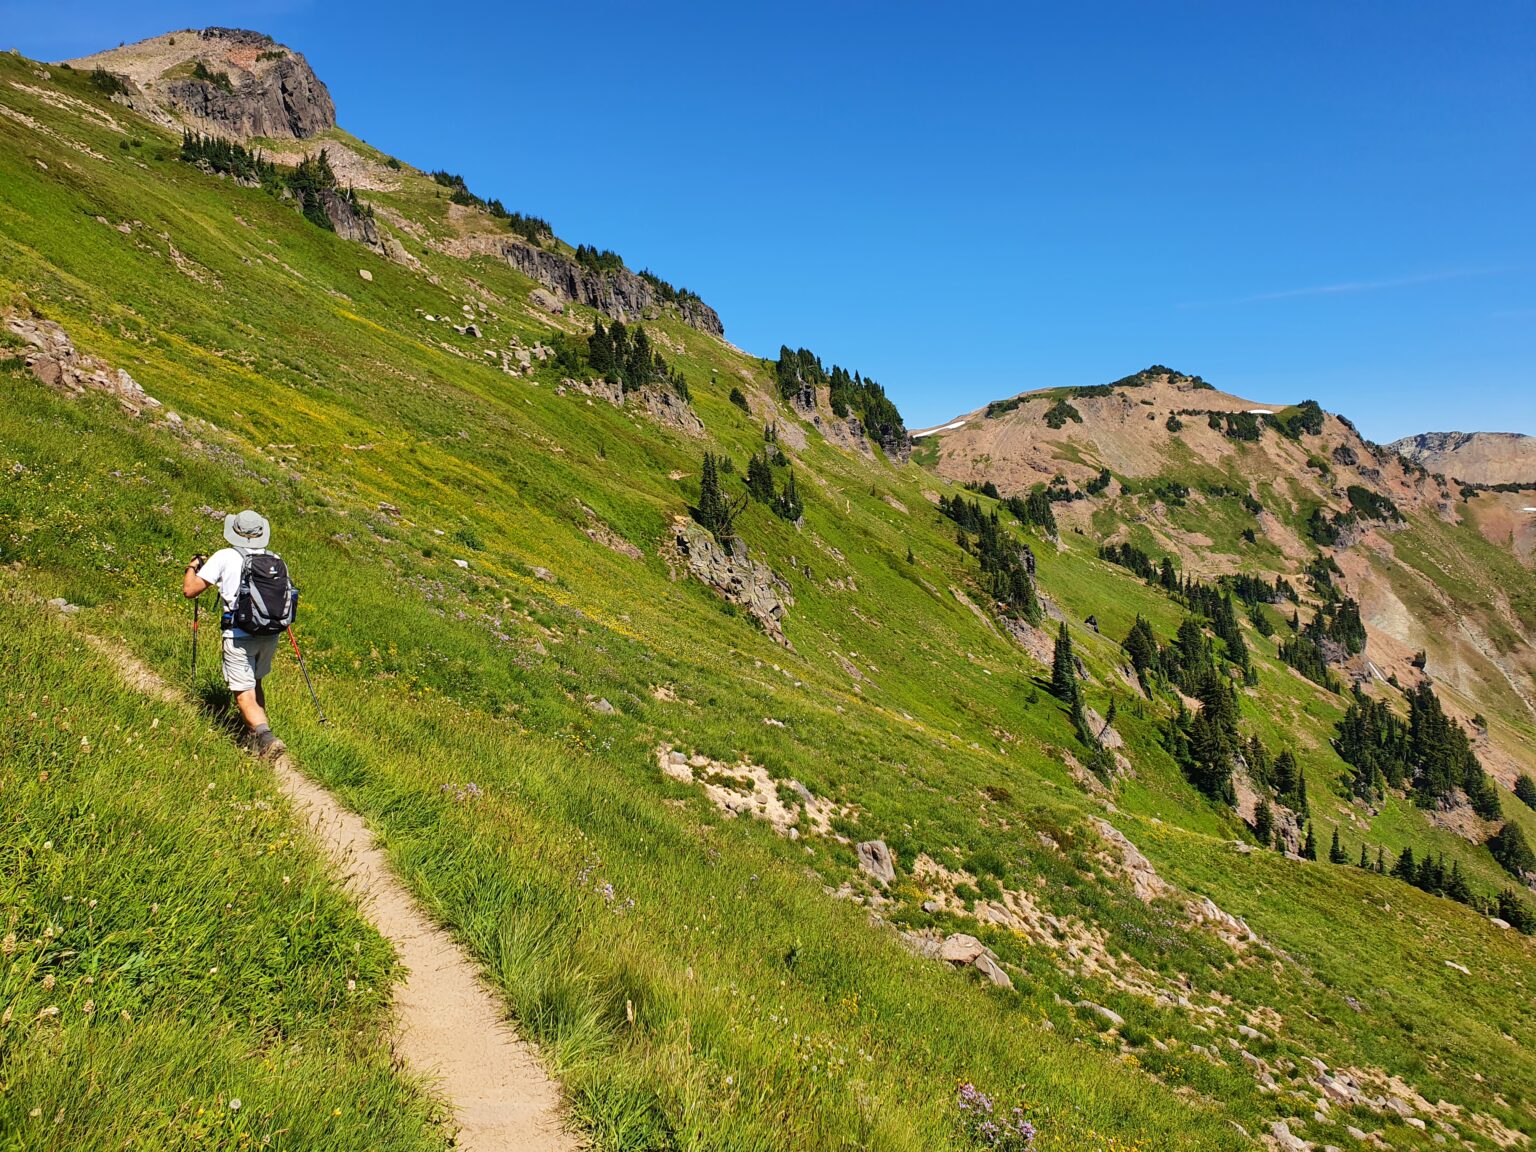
left=429, top=170, right=551, bottom=242
left=587, top=320, right=690, bottom=400
left=773, top=347, right=907, bottom=447
left=638, top=269, right=703, bottom=309
left=180, top=134, right=367, bottom=233
left=744, top=445, right=803, bottom=523
left=1003, top=490, right=1059, bottom=536
left=1333, top=684, right=1501, bottom=817
left=939, top=496, right=1042, bottom=625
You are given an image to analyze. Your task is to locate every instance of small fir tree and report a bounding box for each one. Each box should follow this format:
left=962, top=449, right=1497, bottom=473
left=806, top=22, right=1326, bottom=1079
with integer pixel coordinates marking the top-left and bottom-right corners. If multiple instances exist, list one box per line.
left=1329, top=827, right=1349, bottom=864
left=1051, top=621, right=1077, bottom=703
left=1253, top=799, right=1274, bottom=846
left=1302, top=823, right=1318, bottom=861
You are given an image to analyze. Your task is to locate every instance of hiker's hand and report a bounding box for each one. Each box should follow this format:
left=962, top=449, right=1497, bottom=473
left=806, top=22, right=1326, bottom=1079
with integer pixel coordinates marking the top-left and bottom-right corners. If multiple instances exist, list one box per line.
left=187, top=554, right=206, bottom=572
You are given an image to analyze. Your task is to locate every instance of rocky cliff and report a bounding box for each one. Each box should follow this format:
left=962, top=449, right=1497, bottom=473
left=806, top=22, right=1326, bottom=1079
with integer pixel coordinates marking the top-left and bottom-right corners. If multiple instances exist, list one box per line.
left=497, top=240, right=724, bottom=337
left=1389, top=431, right=1536, bottom=486
left=65, top=28, right=335, bottom=140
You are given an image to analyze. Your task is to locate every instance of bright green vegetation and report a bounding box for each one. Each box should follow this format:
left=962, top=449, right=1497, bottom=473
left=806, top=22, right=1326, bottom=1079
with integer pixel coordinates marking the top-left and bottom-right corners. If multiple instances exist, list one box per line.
left=3, top=47, right=1536, bottom=1151
left=0, top=588, right=443, bottom=1150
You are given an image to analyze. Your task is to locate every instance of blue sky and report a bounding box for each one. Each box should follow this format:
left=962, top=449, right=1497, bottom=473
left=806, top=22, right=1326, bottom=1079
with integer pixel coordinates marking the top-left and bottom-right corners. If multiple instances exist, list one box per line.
left=8, top=1, right=1534, bottom=438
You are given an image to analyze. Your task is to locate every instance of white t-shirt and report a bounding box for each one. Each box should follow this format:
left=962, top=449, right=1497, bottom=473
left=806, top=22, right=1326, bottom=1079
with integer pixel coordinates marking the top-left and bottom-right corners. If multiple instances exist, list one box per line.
left=198, top=546, right=266, bottom=637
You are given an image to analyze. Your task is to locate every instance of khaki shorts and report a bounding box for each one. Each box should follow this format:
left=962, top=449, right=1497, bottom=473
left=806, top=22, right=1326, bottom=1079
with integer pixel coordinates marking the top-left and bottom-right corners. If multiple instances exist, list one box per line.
left=222, top=634, right=279, bottom=693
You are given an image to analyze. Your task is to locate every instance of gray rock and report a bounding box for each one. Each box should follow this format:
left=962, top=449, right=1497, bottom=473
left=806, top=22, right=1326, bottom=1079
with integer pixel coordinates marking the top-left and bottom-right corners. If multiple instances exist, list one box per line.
left=590, top=697, right=616, bottom=715
left=155, top=29, right=335, bottom=140
left=973, top=953, right=1013, bottom=989
left=494, top=239, right=724, bottom=337
left=1270, top=1119, right=1311, bottom=1152
left=357, top=268, right=373, bottom=282
left=671, top=519, right=794, bottom=647
left=938, top=934, right=987, bottom=964
left=529, top=288, right=564, bottom=315
left=1075, top=1000, right=1125, bottom=1028
left=856, top=840, right=896, bottom=886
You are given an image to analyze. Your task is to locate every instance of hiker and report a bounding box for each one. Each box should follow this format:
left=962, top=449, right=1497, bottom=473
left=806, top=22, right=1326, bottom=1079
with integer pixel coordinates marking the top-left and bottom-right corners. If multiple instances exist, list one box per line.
left=182, top=509, right=297, bottom=758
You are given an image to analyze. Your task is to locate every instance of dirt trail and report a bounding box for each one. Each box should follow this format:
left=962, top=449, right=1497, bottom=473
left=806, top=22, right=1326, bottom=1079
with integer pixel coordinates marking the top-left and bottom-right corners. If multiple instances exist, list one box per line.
left=80, top=627, right=577, bottom=1152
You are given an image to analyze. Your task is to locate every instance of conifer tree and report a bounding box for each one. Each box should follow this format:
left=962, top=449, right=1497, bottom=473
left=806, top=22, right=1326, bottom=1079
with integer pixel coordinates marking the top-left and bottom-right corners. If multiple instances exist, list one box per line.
left=1051, top=622, right=1078, bottom=703
left=1391, top=845, right=1416, bottom=881
left=1253, top=799, right=1274, bottom=846
left=745, top=452, right=776, bottom=503
left=1359, top=843, right=1370, bottom=869
left=905, top=545, right=915, bottom=564
left=1302, top=823, right=1318, bottom=861
left=1329, top=827, right=1349, bottom=864
left=775, top=470, right=803, bottom=521
left=1375, top=846, right=1386, bottom=873
left=1517, top=774, right=1536, bottom=810
left=695, top=452, right=733, bottom=538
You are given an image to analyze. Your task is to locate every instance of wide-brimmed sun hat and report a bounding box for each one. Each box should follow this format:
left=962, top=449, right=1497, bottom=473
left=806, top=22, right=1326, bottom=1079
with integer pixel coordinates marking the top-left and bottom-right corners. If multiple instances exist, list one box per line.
left=224, top=509, right=271, bottom=549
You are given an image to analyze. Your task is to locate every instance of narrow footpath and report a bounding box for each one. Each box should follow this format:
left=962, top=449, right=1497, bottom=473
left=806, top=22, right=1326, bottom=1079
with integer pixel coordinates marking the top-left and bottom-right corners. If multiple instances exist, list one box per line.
left=85, top=627, right=578, bottom=1152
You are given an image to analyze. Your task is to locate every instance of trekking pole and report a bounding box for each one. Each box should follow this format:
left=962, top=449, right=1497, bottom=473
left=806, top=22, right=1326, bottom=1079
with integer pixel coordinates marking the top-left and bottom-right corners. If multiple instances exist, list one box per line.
left=286, top=626, right=329, bottom=725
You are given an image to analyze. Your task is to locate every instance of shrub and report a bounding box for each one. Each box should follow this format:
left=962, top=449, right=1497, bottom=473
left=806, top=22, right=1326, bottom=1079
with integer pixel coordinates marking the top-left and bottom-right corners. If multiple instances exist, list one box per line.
left=1043, top=399, right=1082, bottom=429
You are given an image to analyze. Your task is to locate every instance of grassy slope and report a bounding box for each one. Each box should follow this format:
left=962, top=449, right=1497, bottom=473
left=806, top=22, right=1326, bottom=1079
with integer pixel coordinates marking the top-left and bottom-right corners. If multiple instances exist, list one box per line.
left=0, top=586, right=443, bottom=1149
left=2, top=53, right=1534, bottom=1150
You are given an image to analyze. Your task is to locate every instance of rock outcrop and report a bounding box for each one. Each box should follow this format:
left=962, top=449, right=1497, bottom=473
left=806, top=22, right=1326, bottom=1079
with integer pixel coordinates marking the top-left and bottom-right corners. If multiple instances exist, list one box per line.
left=319, top=189, right=383, bottom=252
left=65, top=29, right=335, bottom=141
left=4, top=310, right=171, bottom=419
left=495, top=240, right=724, bottom=337
left=666, top=518, right=793, bottom=646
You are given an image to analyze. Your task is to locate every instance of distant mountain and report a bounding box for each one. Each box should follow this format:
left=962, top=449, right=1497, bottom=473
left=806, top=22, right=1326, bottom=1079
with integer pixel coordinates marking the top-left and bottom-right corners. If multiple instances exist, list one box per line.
left=1388, top=431, right=1536, bottom=486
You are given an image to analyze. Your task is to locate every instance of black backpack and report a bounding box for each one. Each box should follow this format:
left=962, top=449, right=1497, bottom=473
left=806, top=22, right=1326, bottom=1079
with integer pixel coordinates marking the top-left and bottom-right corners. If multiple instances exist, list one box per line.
left=227, top=549, right=298, bottom=636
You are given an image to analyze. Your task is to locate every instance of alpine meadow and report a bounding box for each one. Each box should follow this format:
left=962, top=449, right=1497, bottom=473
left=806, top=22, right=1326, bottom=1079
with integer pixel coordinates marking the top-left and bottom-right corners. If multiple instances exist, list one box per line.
left=3, top=23, right=1536, bottom=1152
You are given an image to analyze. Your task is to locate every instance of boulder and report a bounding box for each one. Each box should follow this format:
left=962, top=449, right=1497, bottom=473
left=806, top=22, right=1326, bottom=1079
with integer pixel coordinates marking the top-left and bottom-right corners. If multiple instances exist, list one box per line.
left=938, top=934, right=988, bottom=964
left=856, top=840, right=896, bottom=886
left=529, top=288, right=564, bottom=315
left=357, top=268, right=372, bottom=282
left=973, top=953, right=1013, bottom=989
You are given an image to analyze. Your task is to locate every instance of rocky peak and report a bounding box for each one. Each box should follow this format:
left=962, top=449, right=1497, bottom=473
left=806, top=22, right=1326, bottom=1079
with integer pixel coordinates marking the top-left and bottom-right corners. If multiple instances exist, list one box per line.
left=65, top=28, right=335, bottom=140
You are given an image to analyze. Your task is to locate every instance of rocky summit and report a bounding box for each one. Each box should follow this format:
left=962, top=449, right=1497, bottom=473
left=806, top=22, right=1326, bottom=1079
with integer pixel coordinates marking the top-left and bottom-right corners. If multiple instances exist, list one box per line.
left=66, top=28, right=335, bottom=140
left=3, top=25, right=1536, bottom=1152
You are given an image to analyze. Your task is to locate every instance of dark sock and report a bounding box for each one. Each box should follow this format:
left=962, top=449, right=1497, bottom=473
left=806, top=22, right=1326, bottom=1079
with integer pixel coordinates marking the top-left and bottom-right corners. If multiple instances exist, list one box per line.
left=252, top=723, right=271, bottom=736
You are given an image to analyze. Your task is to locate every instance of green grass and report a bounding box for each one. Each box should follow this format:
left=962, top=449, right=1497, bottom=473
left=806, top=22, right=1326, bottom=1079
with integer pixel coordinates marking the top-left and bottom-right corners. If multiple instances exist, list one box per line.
left=0, top=587, right=444, bottom=1150
left=2, top=48, right=1536, bottom=1150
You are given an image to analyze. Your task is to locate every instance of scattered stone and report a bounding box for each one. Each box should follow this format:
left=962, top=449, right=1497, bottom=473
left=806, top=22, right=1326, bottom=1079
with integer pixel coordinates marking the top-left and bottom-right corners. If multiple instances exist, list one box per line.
left=532, top=566, right=557, bottom=583
left=1443, top=960, right=1470, bottom=975
left=357, top=268, right=372, bottom=282
left=856, top=840, right=896, bottom=886
left=589, top=697, right=616, bottom=715
left=5, top=310, right=162, bottom=416
left=452, top=559, right=469, bottom=569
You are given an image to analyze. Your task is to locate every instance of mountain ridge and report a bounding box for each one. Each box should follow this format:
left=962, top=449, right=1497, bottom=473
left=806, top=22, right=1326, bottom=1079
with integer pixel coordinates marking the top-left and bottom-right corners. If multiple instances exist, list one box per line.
left=1388, top=430, right=1536, bottom=487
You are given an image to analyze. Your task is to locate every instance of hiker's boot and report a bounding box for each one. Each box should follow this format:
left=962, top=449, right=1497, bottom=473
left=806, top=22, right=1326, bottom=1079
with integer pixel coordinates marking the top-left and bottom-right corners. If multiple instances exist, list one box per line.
left=250, top=724, right=287, bottom=760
